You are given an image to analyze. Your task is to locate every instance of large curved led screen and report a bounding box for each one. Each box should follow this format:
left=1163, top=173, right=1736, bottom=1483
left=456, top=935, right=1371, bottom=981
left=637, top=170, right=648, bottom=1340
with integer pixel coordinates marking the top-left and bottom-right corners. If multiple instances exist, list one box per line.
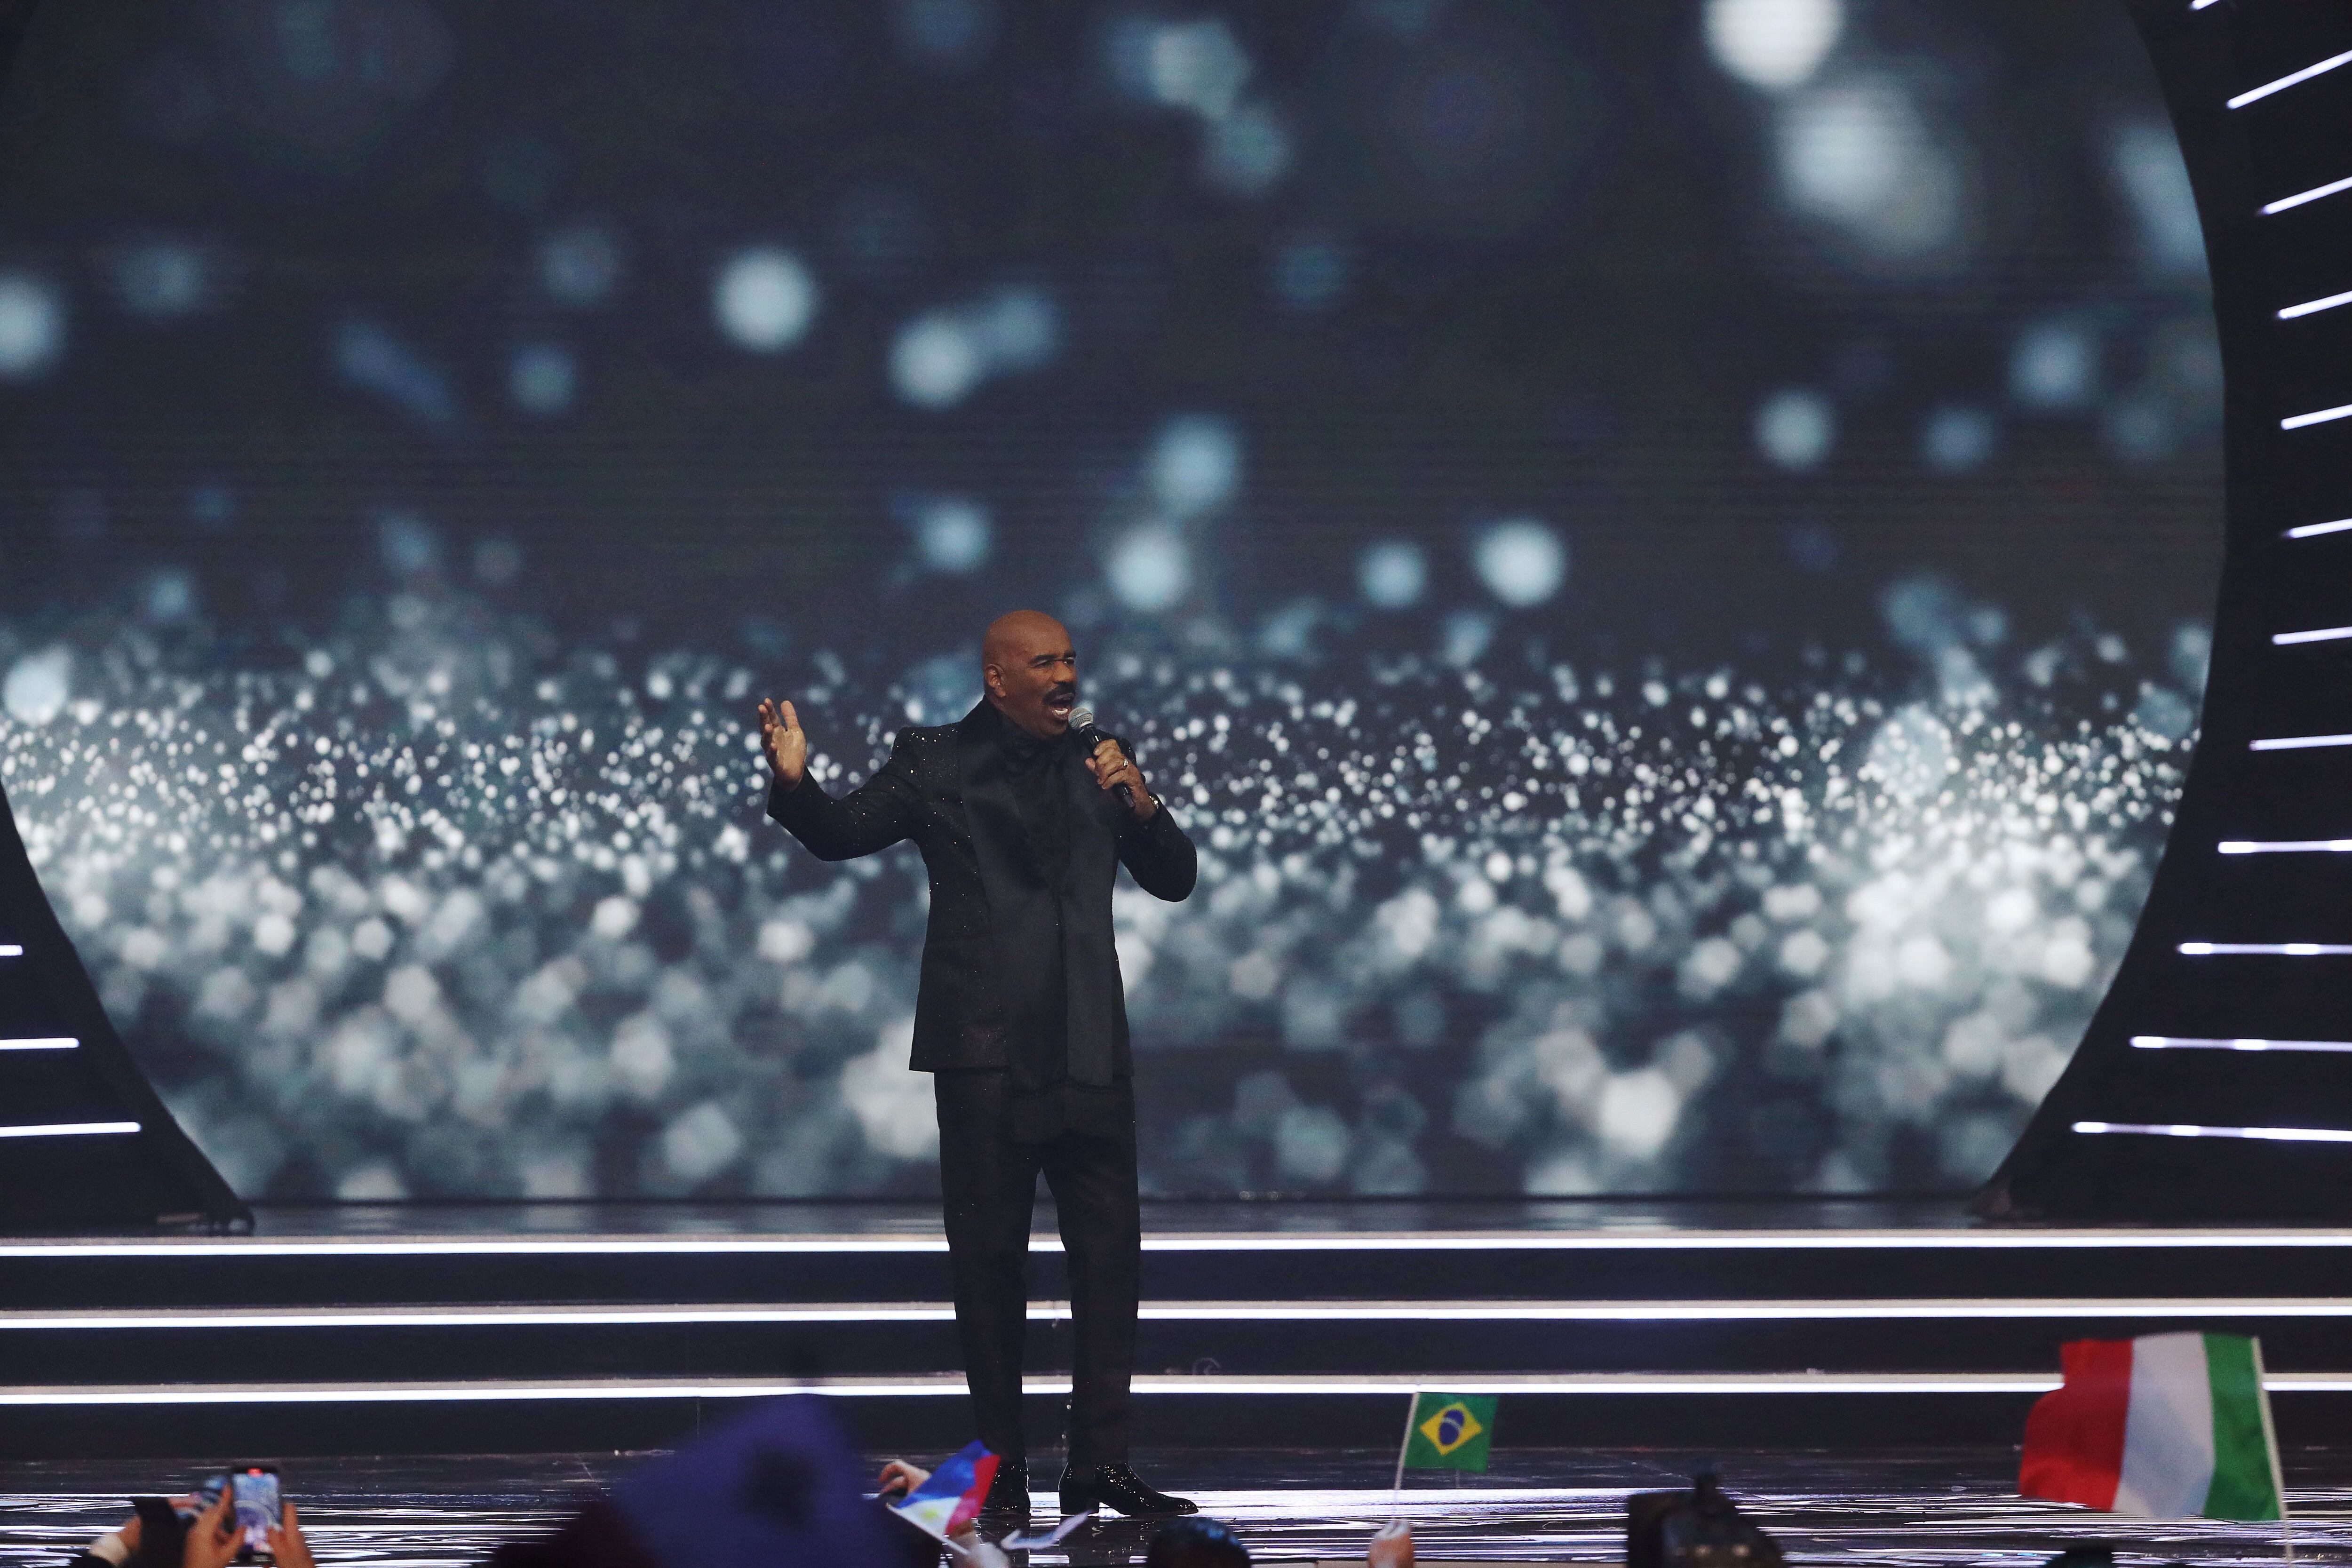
left=0, top=0, right=2220, bottom=1199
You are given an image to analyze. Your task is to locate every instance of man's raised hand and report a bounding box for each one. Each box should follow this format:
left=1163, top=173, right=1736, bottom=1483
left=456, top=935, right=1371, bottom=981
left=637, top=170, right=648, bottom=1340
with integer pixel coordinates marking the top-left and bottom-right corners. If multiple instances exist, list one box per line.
left=757, top=698, right=808, bottom=787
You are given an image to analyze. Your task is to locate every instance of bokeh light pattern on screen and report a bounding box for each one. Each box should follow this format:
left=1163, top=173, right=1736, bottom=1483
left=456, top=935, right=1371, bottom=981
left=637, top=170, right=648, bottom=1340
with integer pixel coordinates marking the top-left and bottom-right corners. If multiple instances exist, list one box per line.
left=0, top=0, right=2220, bottom=1198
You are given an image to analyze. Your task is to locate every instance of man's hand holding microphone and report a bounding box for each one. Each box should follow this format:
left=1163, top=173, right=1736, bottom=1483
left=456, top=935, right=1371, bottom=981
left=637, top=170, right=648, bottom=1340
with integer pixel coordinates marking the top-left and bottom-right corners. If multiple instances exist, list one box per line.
left=1073, top=707, right=1157, bottom=821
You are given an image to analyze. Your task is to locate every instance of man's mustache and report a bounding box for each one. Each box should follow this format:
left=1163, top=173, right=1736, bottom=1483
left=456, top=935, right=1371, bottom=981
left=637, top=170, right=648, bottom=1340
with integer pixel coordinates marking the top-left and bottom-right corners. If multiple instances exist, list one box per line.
left=1048, top=684, right=1076, bottom=700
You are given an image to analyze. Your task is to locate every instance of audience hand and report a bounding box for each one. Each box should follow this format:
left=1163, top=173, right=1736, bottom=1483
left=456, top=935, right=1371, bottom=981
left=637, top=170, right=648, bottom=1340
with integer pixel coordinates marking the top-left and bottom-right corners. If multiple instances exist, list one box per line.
left=84, top=1514, right=141, bottom=1565
left=180, top=1490, right=239, bottom=1568
left=945, top=1533, right=1011, bottom=1568
left=875, top=1458, right=930, bottom=1498
left=268, top=1502, right=317, bottom=1568
left=1368, top=1518, right=1414, bottom=1568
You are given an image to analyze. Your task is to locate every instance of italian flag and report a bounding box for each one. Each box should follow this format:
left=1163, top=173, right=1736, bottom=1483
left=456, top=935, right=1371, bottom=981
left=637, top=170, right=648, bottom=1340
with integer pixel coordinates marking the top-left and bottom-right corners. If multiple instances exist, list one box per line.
left=2020, top=1333, right=2286, bottom=1521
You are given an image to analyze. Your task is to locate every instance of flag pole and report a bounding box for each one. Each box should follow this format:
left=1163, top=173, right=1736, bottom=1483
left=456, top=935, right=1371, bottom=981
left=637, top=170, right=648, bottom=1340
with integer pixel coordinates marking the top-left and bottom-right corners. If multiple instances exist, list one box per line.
left=2252, top=1340, right=2292, bottom=1564
left=1390, top=1388, right=1419, bottom=1520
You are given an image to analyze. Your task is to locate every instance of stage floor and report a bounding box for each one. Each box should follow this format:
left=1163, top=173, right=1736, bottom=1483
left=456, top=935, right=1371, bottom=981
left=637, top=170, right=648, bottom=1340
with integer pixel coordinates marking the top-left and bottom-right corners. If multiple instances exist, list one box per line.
left=0, top=1449, right=2336, bottom=1565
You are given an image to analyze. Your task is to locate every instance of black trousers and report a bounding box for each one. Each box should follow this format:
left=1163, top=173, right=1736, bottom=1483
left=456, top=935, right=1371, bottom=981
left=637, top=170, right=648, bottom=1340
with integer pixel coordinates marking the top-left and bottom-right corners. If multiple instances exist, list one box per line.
left=933, top=1073, right=1140, bottom=1470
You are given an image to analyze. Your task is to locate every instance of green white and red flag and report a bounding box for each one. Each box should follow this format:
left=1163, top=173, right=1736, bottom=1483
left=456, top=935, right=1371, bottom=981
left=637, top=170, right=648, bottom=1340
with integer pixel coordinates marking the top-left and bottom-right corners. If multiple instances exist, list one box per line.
left=2020, top=1333, right=2285, bottom=1521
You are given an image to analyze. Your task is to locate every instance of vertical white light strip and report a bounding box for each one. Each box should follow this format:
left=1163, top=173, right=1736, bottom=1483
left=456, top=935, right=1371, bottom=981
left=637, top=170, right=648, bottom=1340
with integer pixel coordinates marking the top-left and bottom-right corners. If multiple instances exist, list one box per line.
left=2282, top=405, right=2352, bottom=432
left=2250, top=733, right=2352, bottom=751
left=2281, top=294, right=2352, bottom=323
left=2229, top=49, right=2352, bottom=108
left=0, top=1038, right=77, bottom=1051
left=2272, top=625, right=2352, bottom=645
left=2177, top=942, right=2352, bottom=955
left=0, top=1122, right=140, bottom=1139
left=2286, top=519, right=2352, bottom=538
left=2265, top=175, right=2352, bottom=216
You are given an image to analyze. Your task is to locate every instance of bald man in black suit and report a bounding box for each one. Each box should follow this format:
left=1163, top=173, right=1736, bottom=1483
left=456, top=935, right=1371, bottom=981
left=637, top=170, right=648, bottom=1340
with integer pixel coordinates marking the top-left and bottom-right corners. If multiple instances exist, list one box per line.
left=758, top=611, right=1199, bottom=1530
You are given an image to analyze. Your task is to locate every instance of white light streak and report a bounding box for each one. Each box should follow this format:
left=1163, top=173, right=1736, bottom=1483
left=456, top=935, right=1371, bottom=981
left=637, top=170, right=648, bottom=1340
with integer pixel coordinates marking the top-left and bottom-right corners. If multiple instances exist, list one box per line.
left=0, top=1371, right=2088, bottom=1405
left=2075, top=1120, right=2352, bottom=1145
left=2133, top=1035, right=2352, bottom=1054
left=2177, top=942, right=2352, bottom=955
left=2286, top=519, right=2352, bottom=538
left=13, top=1228, right=2352, bottom=1258
left=2218, top=840, right=2352, bottom=854
left=2230, top=49, right=2352, bottom=108
left=0, top=1037, right=75, bottom=1050
left=2272, top=626, right=2352, bottom=645
left=2265, top=174, right=2352, bottom=215
left=1, top=1305, right=963, bottom=1330
left=14, top=1297, right=2352, bottom=1331
left=17, top=1370, right=2352, bottom=1406
left=2282, top=404, right=2352, bottom=431
left=0, top=1121, right=138, bottom=1139
left=0, top=946, right=19, bottom=957
left=2251, top=733, right=2352, bottom=751
left=2281, top=292, right=2352, bottom=322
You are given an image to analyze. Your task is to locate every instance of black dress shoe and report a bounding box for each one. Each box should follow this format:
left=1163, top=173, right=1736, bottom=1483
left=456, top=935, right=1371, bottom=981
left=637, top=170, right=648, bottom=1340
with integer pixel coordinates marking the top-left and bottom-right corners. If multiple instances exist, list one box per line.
left=976, top=1459, right=1031, bottom=1535
left=1057, top=1462, right=1198, bottom=1517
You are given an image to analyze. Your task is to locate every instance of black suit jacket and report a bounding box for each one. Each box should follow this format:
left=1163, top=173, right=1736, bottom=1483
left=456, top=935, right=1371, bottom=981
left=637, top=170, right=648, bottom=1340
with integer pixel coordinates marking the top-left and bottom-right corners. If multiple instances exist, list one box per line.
left=766, top=702, right=1197, bottom=1076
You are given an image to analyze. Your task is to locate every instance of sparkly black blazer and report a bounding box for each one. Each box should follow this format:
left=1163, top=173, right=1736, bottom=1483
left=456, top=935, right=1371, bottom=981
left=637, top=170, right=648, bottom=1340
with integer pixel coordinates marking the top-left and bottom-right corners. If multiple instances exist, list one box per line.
left=766, top=701, right=1197, bottom=1076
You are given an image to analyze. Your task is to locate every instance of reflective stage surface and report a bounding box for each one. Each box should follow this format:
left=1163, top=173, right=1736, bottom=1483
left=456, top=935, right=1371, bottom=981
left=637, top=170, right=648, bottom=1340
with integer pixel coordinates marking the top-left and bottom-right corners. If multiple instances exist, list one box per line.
left=225, top=1197, right=1982, bottom=1237
left=3, top=1449, right=2344, bottom=1565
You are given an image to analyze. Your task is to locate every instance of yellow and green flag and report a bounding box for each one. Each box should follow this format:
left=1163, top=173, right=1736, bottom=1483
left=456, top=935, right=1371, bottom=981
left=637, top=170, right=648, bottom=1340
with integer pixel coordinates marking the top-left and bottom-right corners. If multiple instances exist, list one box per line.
left=1400, top=1392, right=1497, bottom=1472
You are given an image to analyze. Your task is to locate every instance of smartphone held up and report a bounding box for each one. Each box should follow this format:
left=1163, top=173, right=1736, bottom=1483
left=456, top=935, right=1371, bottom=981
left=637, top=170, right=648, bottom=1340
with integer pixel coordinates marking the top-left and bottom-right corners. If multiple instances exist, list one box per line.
left=226, top=1466, right=281, bottom=1562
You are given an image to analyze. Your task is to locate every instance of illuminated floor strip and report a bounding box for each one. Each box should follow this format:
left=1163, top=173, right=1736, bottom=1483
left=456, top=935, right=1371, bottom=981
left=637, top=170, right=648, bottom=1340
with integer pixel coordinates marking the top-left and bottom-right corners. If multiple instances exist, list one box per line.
left=11, top=1229, right=2352, bottom=1258
left=10, top=1298, right=2352, bottom=1330
left=2230, top=48, right=2352, bottom=108
left=2178, top=942, right=2352, bottom=955
left=0, top=1121, right=138, bottom=1140
left=2075, top=1121, right=2352, bottom=1145
left=2251, top=732, right=2352, bottom=751
left=2219, top=840, right=2352, bottom=853
left=2282, top=293, right=2352, bottom=323
left=2273, top=625, right=2352, bottom=645
left=0, top=1037, right=76, bottom=1051
left=2134, top=1035, right=2352, bottom=1054
left=2266, top=175, right=2352, bottom=216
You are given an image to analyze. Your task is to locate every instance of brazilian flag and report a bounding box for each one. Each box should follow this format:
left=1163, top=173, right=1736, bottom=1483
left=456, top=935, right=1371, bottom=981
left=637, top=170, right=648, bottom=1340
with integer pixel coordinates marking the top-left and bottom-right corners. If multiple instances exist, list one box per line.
left=1400, top=1392, right=1497, bottom=1472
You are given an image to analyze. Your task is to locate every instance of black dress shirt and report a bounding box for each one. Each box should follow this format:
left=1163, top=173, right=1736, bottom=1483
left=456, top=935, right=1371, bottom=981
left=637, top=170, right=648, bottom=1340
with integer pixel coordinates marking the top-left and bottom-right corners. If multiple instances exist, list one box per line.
left=996, top=719, right=1083, bottom=1095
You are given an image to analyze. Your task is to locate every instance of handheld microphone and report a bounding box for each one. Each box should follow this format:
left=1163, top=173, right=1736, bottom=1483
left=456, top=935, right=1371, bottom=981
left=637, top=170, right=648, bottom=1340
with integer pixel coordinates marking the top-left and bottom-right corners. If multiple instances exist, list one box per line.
left=1067, top=705, right=1134, bottom=808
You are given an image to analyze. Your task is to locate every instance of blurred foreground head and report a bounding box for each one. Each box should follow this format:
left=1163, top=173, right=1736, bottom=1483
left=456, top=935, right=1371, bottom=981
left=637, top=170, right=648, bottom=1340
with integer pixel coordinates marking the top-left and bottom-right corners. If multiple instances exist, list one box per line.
left=489, top=1397, right=922, bottom=1568
left=1146, top=1515, right=1251, bottom=1568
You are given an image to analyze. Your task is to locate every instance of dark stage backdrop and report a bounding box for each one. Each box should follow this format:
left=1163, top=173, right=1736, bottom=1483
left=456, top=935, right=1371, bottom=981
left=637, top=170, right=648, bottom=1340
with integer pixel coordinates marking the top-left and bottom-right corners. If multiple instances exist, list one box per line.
left=0, top=0, right=2218, bottom=1200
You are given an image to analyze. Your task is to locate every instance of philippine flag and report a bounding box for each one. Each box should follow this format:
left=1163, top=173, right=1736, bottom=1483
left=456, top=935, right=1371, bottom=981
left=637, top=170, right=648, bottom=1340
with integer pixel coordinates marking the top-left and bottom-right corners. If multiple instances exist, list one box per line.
left=889, top=1442, right=999, bottom=1540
